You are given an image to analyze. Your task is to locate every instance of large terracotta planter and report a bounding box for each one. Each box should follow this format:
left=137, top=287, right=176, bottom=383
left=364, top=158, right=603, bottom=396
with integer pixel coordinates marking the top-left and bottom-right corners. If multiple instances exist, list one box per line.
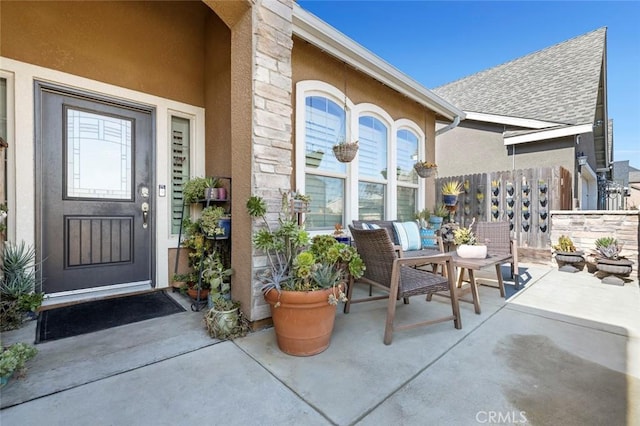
left=264, top=286, right=342, bottom=356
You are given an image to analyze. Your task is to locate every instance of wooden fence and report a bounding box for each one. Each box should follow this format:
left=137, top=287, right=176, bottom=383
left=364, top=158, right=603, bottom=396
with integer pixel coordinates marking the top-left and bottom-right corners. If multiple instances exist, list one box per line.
left=436, top=167, right=572, bottom=249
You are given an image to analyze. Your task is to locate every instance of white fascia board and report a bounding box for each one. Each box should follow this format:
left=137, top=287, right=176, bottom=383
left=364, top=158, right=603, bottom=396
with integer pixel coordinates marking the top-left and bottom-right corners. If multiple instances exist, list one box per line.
left=464, top=111, right=563, bottom=129
left=504, top=124, right=593, bottom=145
left=292, top=4, right=465, bottom=122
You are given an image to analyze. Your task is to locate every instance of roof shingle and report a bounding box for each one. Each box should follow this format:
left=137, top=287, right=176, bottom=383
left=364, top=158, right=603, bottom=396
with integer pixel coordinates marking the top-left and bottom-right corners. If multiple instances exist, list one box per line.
left=433, top=28, right=606, bottom=125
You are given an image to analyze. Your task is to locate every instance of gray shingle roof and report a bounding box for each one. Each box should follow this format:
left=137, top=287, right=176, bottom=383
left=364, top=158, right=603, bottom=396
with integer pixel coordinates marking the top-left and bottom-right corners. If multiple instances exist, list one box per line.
left=433, top=28, right=606, bottom=125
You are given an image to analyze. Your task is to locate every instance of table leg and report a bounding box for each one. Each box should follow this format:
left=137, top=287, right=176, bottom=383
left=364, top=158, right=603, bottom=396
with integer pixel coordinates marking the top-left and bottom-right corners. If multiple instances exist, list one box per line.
left=468, top=269, right=481, bottom=314
left=495, top=264, right=505, bottom=298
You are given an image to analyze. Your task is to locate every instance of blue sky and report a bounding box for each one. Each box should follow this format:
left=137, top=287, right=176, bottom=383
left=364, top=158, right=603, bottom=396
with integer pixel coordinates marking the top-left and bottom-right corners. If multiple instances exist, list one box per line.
left=298, top=1, right=640, bottom=169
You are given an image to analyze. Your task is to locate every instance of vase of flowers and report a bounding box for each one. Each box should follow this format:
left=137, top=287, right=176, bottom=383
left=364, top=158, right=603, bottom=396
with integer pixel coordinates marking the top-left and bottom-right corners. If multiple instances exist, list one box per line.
left=453, top=219, right=487, bottom=258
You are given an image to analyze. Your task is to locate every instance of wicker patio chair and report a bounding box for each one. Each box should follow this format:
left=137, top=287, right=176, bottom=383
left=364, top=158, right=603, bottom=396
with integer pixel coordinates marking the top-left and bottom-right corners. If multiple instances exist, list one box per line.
left=473, top=221, right=519, bottom=293
left=346, top=226, right=461, bottom=345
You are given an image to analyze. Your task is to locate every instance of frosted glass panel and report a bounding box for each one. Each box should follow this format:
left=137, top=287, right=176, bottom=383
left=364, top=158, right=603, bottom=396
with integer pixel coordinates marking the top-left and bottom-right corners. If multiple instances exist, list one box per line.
left=66, top=109, right=132, bottom=199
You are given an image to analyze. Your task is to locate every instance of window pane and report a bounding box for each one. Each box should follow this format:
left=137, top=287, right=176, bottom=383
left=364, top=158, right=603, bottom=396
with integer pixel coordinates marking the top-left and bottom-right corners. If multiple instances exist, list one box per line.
left=358, top=182, right=385, bottom=220
left=305, top=96, right=345, bottom=174
left=66, top=109, right=132, bottom=199
left=358, top=116, right=387, bottom=180
left=171, top=116, right=190, bottom=235
left=397, top=129, right=419, bottom=184
left=305, top=175, right=344, bottom=230
left=397, top=186, right=417, bottom=221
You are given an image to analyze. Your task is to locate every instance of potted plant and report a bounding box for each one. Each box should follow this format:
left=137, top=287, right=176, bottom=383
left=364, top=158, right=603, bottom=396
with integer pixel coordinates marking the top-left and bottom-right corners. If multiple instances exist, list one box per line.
left=441, top=181, right=463, bottom=206
left=200, top=205, right=230, bottom=239
left=552, top=235, right=584, bottom=271
left=428, top=204, right=448, bottom=230
left=204, top=298, right=244, bottom=340
left=453, top=218, right=487, bottom=258
left=491, top=180, right=500, bottom=196
left=201, top=251, right=233, bottom=305
left=591, top=237, right=634, bottom=277
left=0, top=341, right=37, bottom=387
left=183, top=176, right=213, bottom=204
left=413, top=161, right=437, bottom=178
left=332, top=139, right=359, bottom=163
left=246, top=192, right=365, bottom=356
left=1, top=241, right=45, bottom=329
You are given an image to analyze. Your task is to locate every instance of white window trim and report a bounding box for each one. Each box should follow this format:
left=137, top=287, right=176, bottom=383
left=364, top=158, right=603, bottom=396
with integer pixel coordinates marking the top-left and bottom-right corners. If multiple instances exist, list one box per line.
left=296, top=80, right=426, bottom=229
left=0, top=70, right=16, bottom=242
left=1, top=57, right=204, bottom=289
left=353, top=103, right=393, bottom=220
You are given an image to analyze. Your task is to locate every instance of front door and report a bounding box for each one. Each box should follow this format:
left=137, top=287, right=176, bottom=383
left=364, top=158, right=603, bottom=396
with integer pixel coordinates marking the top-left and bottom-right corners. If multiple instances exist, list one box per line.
left=36, top=82, right=154, bottom=295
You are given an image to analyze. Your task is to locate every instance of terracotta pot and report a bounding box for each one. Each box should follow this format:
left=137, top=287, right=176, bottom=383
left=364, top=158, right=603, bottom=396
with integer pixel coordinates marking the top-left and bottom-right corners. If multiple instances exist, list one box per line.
left=263, top=286, right=342, bottom=356
left=187, top=286, right=210, bottom=301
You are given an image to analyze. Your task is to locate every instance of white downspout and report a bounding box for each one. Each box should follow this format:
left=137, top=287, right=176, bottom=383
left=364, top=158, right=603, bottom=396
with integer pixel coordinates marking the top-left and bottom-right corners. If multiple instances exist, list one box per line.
left=435, top=115, right=461, bottom=136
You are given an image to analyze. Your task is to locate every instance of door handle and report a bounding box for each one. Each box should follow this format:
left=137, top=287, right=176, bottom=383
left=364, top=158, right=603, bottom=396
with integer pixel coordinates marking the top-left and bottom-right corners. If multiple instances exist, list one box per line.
left=141, top=202, right=149, bottom=229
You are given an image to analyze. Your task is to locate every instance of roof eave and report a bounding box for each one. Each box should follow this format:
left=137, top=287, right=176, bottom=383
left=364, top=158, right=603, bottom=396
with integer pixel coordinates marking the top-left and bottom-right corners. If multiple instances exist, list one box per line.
left=292, top=4, right=465, bottom=122
left=464, top=112, right=565, bottom=129
left=504, top=123, right=593, bottom=145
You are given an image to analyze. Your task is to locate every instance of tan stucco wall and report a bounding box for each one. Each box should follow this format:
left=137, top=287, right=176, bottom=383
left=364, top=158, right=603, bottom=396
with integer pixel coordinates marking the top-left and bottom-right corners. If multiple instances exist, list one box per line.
left=436, top=121, right=577, bottom=177
left=1, top=1, right=210, bottom=107
left=292, top=37, right=438, bottom=205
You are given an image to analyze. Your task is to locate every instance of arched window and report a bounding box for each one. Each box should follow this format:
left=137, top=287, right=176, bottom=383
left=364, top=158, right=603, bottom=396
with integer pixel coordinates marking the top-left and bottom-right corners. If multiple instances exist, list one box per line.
left=396, top=128, right=420, bottom=220
left=358, top=115, right=388, bottom=220
left=303, top=95, right=346, bottom=230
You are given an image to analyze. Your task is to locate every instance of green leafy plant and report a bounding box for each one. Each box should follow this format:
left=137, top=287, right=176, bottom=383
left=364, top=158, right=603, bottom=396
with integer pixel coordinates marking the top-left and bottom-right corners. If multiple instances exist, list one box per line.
left=553, top=235, right=577, bottom=253
left=415, top=209, right=430, bottom=228
left=200, top=206, right=226, bottom=238
left=432, top=203, right=450, bottom=218
left=1, top=241, right=37, bottom=297
left=182, top=176, right=213, bottom=204
left=201, top=251, right=233, bottom=300
left=246, top=192, right=364, bottom=304
left=0, top=341, right=37, bottom=379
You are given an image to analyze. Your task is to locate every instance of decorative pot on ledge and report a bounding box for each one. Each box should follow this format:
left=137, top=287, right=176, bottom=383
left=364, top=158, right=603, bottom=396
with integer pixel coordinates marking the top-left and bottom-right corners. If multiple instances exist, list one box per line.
left=554, top=251, right=585, bottom=272
left=596, top=258, right=633, bottom=277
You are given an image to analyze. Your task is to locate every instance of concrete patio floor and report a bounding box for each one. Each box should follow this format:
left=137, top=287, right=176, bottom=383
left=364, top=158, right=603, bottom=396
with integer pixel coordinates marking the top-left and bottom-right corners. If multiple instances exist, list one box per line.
left=1, top=263, right=638, bottom=425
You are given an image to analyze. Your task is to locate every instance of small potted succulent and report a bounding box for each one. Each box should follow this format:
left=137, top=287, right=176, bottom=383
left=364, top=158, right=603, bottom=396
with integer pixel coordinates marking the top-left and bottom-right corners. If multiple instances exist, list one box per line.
left=441, top=181, right=463, bottom=206
left=591, top=237, right=634, bottom=277
left=453, top=218, right=487, bottom=259
left=552, top=235, right=584, bottom=271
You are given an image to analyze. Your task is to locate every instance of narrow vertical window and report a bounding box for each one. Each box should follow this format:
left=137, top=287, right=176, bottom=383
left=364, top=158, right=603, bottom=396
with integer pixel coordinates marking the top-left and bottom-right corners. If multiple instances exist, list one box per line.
left=358, top=115, right=387, bottom=220
left=396, top=129, right=419, bottom=220
left=305, top=96, right=346, bottom=230
left=171, top=116, right=190, bottom=235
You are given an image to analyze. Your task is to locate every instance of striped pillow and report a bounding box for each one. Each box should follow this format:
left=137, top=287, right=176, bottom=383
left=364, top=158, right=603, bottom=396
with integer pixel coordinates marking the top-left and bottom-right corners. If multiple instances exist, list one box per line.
left=393, top=221, right=421, bottom=251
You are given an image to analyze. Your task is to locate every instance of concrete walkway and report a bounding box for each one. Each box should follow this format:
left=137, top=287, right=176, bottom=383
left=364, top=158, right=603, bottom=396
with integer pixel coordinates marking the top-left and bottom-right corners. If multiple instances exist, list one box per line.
left=1, top=264, right=638, bottom=425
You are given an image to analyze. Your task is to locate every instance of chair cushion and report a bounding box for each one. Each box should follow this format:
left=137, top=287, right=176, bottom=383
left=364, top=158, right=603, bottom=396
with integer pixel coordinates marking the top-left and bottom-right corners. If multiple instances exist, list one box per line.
left=393, top=221, right=421, bottom=251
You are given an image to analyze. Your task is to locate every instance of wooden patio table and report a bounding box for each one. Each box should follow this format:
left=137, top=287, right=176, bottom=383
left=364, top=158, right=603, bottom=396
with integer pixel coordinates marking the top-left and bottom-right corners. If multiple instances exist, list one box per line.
left=429, top=252, right=512, bottom=315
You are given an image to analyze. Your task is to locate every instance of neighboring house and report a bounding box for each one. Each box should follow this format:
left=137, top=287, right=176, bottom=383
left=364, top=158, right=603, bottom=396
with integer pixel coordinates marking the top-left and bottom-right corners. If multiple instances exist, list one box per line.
left=629, top=167, right=640, bottom=210
left=0, top=1, right=463, bottom=322
left=433, top=28, right=611, bottom=211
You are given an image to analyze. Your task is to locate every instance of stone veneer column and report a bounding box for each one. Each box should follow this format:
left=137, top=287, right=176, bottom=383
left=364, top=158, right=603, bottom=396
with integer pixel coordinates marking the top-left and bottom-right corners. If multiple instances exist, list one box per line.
left=247, top=0, right=294, bottom=321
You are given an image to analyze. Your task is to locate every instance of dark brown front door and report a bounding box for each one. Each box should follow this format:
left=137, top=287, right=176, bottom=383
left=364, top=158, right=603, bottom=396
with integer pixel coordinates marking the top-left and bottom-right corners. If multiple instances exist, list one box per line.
left=36, top=82, right=154, bottom=294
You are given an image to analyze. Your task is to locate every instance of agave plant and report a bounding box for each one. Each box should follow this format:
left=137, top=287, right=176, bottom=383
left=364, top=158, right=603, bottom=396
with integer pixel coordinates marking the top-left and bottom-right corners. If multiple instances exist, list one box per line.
left=1, top=241, right=38, bottom=298
left=593, top=237, right=624, bottom=260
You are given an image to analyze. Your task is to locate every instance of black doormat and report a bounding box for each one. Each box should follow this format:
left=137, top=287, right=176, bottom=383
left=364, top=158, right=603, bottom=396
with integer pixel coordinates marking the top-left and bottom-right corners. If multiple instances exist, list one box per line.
left=36, top=291, right=186, bottom=343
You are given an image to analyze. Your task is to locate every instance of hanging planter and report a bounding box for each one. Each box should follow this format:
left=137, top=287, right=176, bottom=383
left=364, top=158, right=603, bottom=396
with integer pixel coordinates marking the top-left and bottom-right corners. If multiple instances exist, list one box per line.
left=413, top=161, right=437, bottom=178
left=332, top=141, right=359, bottom=163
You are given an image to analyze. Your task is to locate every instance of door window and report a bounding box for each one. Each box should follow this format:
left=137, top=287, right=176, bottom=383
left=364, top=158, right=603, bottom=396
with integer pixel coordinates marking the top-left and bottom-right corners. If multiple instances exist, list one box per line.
left=66, top=108, right=133, bottom=200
